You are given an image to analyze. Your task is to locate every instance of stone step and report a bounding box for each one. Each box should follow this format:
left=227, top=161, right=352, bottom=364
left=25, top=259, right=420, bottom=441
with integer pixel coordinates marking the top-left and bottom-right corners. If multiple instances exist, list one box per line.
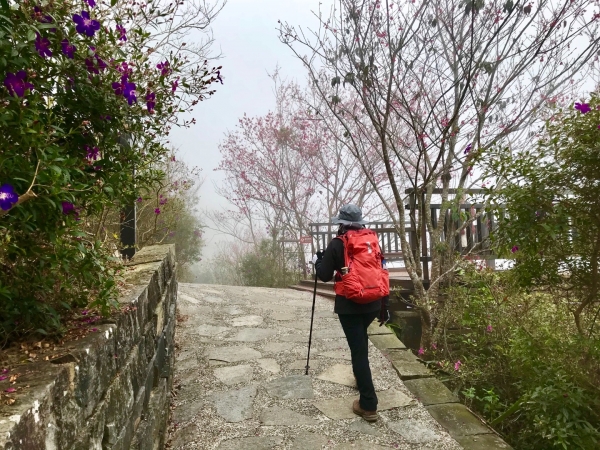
left=299, top=279, right=335, bottom=291
left=288, top=284, right=336, bottom=300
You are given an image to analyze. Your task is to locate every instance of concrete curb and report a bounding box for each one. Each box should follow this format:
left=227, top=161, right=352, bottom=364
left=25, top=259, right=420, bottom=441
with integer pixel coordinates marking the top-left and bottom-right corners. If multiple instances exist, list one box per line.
left=366, top=323, right=513, bottom=450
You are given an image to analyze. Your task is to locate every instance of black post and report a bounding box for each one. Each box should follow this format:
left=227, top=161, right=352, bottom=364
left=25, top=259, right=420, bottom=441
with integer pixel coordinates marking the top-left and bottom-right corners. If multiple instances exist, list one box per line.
left=119, top=133, right=136, bottom=260
left=120, top=205, right=136, bottom=259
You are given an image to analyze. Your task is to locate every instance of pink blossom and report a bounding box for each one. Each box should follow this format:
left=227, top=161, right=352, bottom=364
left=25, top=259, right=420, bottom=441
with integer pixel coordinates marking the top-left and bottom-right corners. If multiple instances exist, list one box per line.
left=486, top=325, right=493, bottom=332
left=417, top=348, right=424, bottom=356
left=511, top=245, right=519, bottom=253
left=431, top=343, right=437, bottom=350
left=0, top=376, right=7, bottom=381
left=454, top=360, right=462, bottom=371
left=154, top=208, right=161, bottom=214
left=5, top=387, right=16, bottom=393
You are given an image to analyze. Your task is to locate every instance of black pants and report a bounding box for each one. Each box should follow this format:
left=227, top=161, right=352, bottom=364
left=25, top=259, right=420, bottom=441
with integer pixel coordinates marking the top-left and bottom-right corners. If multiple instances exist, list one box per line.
left=338, top=311, right=379, bottom=411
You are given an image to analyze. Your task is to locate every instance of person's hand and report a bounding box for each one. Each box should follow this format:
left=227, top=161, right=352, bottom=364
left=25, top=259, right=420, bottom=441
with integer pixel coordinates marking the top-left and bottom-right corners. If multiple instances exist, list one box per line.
left=378, top=307, right=390, bottom=327
left=311, top=251, right=324, bottom=265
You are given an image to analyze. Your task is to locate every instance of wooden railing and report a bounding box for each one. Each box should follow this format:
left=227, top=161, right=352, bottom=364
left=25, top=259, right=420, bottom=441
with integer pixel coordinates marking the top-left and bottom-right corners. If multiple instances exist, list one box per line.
left=309, top=189, right=496, bottom=283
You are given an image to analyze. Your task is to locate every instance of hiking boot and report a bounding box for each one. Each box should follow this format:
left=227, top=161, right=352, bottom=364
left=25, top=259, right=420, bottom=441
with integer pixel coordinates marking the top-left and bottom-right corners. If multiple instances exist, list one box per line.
left=352, top=399, right=378, bottom=422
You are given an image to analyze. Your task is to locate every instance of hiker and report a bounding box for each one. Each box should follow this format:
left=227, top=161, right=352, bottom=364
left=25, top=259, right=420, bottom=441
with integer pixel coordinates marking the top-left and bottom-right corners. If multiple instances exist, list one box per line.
left=312, top=204, right=390, bottom=422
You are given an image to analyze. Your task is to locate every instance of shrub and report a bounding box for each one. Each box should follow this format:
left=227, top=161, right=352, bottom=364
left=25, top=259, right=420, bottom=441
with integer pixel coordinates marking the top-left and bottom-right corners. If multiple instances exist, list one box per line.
left=0, top=0, right=221, bottom=344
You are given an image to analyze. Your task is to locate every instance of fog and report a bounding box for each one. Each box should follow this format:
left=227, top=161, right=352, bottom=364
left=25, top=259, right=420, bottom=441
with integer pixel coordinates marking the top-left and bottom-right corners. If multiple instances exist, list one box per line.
left=170, top=0, right=326, bottom=259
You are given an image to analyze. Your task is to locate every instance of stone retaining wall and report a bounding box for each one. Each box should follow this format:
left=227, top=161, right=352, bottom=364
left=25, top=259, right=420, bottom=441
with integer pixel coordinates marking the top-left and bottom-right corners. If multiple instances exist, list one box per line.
left=0, top=244, right=177, bottom=450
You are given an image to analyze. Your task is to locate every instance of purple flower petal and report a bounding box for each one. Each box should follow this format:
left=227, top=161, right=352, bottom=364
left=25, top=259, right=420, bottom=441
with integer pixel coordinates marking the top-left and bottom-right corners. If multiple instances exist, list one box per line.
left=3, top=71, right=34, bottom=97
left=61, top=201, right=75, bottom=215
left=35, top=34, right=52, bottom=58
left=574, top=102, right=591, bottom=114
left=116, top=24, right=127, bottom=41
left=511, top=245, right=519, bottom=253
left=61, top=39, right=76, bottom=58
left=0, top=184, right=18, bottom=211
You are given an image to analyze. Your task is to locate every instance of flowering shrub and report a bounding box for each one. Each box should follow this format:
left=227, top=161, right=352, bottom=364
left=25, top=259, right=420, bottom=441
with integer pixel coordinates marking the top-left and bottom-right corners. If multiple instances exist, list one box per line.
left=0, top=0, right=222, bottom=343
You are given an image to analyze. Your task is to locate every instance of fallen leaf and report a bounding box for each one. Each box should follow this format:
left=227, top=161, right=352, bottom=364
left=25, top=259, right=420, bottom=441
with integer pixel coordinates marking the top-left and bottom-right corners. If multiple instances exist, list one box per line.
left=5, top=398, right=15, bottom=405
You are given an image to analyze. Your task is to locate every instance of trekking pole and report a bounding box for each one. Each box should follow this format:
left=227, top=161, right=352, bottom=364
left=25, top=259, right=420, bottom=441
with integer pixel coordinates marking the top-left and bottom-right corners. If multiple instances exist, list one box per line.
left=305, top=259, right=319, bottom=375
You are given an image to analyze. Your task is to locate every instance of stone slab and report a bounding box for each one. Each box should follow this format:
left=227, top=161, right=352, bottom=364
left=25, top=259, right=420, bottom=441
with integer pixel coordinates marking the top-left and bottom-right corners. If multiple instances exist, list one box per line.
left=227, top=328, right=277, bottom=342
left=232, top=315, right=264, bottom=327
left=316, top=339, right=349, bottom=351
left=209, top=385, right=257, bottom=423
left=259, top=405, right=319, bottom=426
left=314, top=310, right=337, bottom=319
left=369, top=334, right=406, bottom=350
left=213, top=364, right=253, bottom=386
left=257, top=358, right=280, bottom=373
left=314, top=389, right=412, bottom=419
left=290, top=431, right=329, bottom=450
left=281, top=321, right=311, bottom=331
left=367, top=322, right=394, bottom=335
left=289, top=359, right=319, bottom=370
left=264, top=375, right=314, bottom=399
left=217, top=436, right=284, bottom=449
left=387, top=418, right=442, bottom=443
left=314, top=327, right=347, bottom=339
left=222, top=306, right=245, bottom=315
left=270, top=312, right=296, bottom=321
left=280, top=334, right=308, bottom=343
left=348, top=418, right=380, bottom=436
left=319, top=350, right=352, bottom=361
left=403, top=378, right=459, bottom=405
left=317, top=364, right=356, bottom=388
left=172, top=399, right=205, bottom=424
left=454, top=433, right=513, bottom=449
left=196, top=324, right=230, bottom=336
left=426, top=403, right=492, bottom=437
left=333, top=441, right=391, bottom=449
left=262, top=342, right=296, bottom=353
left=207, top=346, right=262, bottom=363
left=387, top=351, right=432, bottom=380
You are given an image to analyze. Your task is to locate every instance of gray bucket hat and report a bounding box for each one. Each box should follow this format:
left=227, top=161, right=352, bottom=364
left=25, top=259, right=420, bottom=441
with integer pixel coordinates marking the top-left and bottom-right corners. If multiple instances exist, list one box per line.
left=331, top=204, right=368, bottom=225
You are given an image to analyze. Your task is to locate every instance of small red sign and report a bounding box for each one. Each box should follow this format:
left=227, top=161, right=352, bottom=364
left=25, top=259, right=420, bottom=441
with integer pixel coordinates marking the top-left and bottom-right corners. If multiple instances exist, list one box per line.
left=299, top=236, right=313, bottom=244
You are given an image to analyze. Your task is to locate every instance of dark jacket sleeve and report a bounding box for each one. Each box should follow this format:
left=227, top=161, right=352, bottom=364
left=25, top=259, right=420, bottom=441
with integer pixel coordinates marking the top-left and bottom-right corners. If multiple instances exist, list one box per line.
left=315, top=238, right=344, bottom=282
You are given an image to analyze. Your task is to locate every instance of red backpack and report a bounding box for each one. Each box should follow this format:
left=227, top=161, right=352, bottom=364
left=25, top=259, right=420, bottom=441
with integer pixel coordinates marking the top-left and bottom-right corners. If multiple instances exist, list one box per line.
left=333, top=229, right=390, bottom=303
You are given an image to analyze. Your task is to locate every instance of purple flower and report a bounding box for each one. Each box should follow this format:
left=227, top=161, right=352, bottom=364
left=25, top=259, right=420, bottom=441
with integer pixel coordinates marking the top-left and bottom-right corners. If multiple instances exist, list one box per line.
left=33, top=6, right=53, bottom=24
left=574, top=102, right=591, bottom=114
left=417, top=348, right=424, bottom=356
left=145, top=91, right=156, bottom=113
left=100, top=114, right=111, bottom=121
left=87, top=0, right=96, bottom=7
left=171, top=78, right=179, bottom=93
left=154, top=208, right=161, bottom=214
left=86, top=146, right=99, bottom=161
left=157, top=61, right=171, bottom=77
left=73, top=11, right=100, bottom=37
left=136, top=197, right=143, bottom=203
left=111, top=80, right=124, bottom=96
left=486, top=325, right=493, bottom=332
left=85, top=58, right=99, bottom=74
left=116, top=24, right=127, bottom=41
left=123, top=82, right=137, bottom=105
left=454, top=360, right=462, bottom=371
left=95, top=55, right=107, bottom=72
left=511, top=245, right=519, bottom=253
left=431, top=343, right=437, bottom=350
left=216, top=70, right=223, bottom=84
left=464, top=143, right=472, bottom=155
left=0, top=184, right=18, bottom=211
left=61, top=39, right=76, bottom=58
left=35, top=34, right=52, bottom=58
left=62, top=201, right=75, bottom=215
left=3, top=71, right=34, bottom=97
left=159, top=197, right=167, bottom=205
left=0, top=376, right=7, bottom=381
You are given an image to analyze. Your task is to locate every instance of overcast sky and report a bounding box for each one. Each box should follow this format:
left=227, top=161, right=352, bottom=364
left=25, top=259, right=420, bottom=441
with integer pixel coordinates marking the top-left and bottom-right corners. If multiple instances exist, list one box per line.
left=170, top=0, right=324, bottom=257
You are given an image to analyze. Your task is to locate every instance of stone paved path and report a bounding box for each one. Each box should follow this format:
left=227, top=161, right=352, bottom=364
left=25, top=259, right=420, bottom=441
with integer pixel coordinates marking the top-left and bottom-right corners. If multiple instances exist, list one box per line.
left=168, top=283, right=463, bottom=450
